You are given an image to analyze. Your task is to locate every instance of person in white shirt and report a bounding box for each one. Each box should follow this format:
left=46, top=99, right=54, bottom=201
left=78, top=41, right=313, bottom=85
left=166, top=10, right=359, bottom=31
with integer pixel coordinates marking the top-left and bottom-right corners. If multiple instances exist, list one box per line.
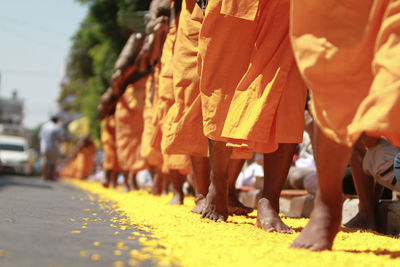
left=39, top=116, right=63, bottom=180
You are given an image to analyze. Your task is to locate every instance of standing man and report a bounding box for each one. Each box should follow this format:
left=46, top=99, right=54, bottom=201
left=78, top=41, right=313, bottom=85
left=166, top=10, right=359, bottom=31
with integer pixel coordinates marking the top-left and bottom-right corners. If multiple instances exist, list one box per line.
left=39, top=116, right=63, bottom=180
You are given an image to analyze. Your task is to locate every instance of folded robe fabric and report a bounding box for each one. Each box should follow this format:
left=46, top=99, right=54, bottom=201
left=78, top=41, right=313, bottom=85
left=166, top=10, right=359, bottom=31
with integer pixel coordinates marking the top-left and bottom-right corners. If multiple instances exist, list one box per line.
left=74, top=144, right=97, bottom=179
left=100, top=115, right=119, bottom=172
left=60, top=144, right=96, bottom=180
left=115, top=77, right=148, bottom=173
left=290, top=0, right=400, bottom=146
left=151, top=13, right=192, bottom=173
left=198, top=0, right=306, bottom=154
left=141, top=65, right=164, bottom=168
left=162, top=0, right=207, bottom=157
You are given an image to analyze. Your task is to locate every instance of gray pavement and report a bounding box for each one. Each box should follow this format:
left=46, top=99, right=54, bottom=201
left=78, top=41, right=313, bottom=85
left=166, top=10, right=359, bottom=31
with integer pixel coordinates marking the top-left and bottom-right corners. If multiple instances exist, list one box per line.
left=0, top=175, right=154, bottom=267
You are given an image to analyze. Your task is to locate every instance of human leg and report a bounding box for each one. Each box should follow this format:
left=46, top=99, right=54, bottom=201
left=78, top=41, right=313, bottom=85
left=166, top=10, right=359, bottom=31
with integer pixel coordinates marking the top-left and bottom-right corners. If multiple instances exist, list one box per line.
left=290, top=125, right=352, bottom=251
left=103, top=170, right=111, bottom=188
left=128, top=171, right=139, bottom=191
left=256, top=143, right=296, bottom=233
left=122, top=171, right=130, bottom=192
left=344, top=138, right=378, bottom=230
left=201, top=139, right=231, bottom=222
left=110, top=171, right=118, bottom=188
left=151, top=168, right=164, bottom=195
left=227, top=158, right=253, bottom=215
left=190, top=156, right=210, bottom=213
left=169, top=169, right=186, bottom=205
left=162, top=172, right=171, bottom=195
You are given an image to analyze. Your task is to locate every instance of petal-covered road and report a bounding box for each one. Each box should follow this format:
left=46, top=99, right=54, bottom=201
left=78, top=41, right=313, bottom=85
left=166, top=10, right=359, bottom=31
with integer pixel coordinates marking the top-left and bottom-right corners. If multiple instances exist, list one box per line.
left=0, top=175, right=153, bottom=267
left=71, top=179, right=400, bottom=267
left=2, top=175, right=400, bottom=267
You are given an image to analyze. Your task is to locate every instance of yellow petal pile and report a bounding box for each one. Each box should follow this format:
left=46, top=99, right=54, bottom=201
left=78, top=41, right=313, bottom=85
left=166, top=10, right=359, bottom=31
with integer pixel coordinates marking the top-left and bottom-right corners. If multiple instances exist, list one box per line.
left=68, top=180, right=400, bottom=267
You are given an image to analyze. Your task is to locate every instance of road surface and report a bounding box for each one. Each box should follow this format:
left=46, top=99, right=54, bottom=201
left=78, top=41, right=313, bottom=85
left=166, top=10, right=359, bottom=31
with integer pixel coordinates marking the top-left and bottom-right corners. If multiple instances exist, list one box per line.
left=0, top=174, right=153, bottom=267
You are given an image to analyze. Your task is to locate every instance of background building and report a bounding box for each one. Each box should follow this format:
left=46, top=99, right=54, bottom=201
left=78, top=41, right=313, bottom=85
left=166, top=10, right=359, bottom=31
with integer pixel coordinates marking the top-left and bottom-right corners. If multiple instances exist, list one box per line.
left=0, top=90, right=24, bottom=136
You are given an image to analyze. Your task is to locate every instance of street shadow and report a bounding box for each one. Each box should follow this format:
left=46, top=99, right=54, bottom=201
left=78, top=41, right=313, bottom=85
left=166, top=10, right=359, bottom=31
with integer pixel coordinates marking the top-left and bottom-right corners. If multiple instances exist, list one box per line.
left=0, top=175, right=53, bottom=191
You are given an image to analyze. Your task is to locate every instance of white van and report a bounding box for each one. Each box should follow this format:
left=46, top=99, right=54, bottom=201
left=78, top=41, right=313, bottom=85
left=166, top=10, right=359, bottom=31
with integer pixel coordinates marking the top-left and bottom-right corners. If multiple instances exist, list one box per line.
left=0, top=135, right=32, bottom=175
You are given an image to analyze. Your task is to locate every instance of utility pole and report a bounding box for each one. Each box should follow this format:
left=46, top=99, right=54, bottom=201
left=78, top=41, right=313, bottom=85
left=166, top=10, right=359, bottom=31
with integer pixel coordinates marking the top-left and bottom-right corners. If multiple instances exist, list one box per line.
left=0, top=72, right=2, bottom=122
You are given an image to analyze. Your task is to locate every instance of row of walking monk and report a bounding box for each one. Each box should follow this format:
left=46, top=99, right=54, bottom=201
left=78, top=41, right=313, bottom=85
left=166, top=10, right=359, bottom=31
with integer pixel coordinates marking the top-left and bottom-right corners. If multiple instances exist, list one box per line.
left=64, top=0, right=400, bottom=252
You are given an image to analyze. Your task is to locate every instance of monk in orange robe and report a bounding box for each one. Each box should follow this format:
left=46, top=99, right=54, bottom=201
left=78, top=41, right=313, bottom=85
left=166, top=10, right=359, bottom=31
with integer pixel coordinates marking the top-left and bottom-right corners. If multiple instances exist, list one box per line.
left=59, top=160, right=74, bottom=178
left=289, top=0, right=400, bottom=250
left=60, top=136, right=97, bottom=180
left=161, top=0, right=252, bottom=214
left=139, top=0, right=175, bottom=196
left=114, top=77, right=148, bottom=191
left=150, top=1, right=193, bottom=204
left=197, top=0, right=306, bottom=227
left=75, top=140, right=97, bottom=180
left=100, top=114, right=119, bottom=188
left=110, top=3, right=169, bottom=192
left=140, top=64, right=168, bottom=195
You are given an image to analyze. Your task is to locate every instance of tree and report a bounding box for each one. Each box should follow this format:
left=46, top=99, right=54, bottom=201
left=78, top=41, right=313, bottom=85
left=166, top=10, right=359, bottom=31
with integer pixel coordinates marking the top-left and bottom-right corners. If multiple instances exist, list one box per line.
left=58, top=0, right=151, bottom=140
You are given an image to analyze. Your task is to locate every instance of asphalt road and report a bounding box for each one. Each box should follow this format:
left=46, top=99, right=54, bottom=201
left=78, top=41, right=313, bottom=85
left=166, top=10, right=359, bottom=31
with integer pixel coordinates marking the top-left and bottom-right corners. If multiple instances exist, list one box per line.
left=0, top=175, right=153, bottom=267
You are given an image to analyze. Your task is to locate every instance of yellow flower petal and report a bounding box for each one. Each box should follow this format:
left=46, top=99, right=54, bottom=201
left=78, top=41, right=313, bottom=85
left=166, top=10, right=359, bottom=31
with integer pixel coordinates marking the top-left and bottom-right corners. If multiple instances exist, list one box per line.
left=113, top=250, right=122, bottom=256
left=91, top=253, right=101, bottom=261
left=79, top=250, right=88, bottom=257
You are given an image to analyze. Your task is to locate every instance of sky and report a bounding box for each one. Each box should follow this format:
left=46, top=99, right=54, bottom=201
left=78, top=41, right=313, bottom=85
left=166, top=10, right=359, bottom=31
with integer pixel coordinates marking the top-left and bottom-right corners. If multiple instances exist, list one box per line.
left=0, top=0, right=88, bottom=129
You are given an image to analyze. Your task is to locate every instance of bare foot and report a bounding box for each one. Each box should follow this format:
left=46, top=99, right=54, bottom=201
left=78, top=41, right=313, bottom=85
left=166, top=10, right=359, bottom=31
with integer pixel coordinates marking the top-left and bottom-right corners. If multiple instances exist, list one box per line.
left=192, top=194, right=206, bottom=214
left=344, top=212, right=377, bottom=231
left=256, top=198, right=293, bottom=233
left=290, top=202, right=341, bottom=251
left=228, top=193, right=253, bottom=215
left=169, top=192, right=184, bottom=205
left=201, top=185, right=228, bottom=222
left=122, top=186, right=130, bottom=193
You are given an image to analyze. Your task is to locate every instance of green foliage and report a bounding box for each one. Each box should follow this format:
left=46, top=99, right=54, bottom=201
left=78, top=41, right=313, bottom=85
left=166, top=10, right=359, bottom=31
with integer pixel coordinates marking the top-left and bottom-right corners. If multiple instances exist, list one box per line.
left=58, top=0, right=151, bottom=141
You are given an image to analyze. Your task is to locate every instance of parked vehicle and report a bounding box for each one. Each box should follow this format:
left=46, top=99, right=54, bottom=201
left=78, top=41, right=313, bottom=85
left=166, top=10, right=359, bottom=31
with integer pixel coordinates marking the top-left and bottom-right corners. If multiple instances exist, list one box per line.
left=0, top=135, right=33, bottom=175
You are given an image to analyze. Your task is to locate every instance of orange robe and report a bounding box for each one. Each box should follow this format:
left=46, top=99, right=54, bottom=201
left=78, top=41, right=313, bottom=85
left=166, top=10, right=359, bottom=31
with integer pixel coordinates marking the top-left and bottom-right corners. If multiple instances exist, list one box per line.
left=290, top=0, right=400, bottom=146
left=152, top=9, right=192, bottom=173
left=141, top=65, right=164, bottom=168
left=100, top=115, right=119, bottom=172
left=162, top=0, right=207, bottom=157
left=162, top=0, right=252, bottom=159
left=60, top=161, right=74, bottom=178
left=115, top=77, right=148, bottom=173
left=60, top=144, right=97, bottom=179
left=74, top=144, right=97, bottom=179
left=198, top=0, right=306, bottom=154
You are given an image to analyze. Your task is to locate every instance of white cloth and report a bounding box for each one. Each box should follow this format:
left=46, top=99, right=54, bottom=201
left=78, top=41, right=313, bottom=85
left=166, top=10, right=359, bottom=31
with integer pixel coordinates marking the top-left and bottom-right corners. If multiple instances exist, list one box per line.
left=296, top=132, right=315, bottom=168
left=363, top=139, right=400, bottom=192
left=39, top=121, right=63, bottom=155
left=236, top=162, right=264, bottom=188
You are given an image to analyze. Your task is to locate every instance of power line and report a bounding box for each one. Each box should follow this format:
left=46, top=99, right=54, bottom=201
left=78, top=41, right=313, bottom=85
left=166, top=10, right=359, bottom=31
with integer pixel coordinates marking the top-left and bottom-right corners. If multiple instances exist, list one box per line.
left=0, top=68, right=61, bottom=77
left=0, top=15, right=70, bottom=36
left=0, top=26, right=65, bottom=51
